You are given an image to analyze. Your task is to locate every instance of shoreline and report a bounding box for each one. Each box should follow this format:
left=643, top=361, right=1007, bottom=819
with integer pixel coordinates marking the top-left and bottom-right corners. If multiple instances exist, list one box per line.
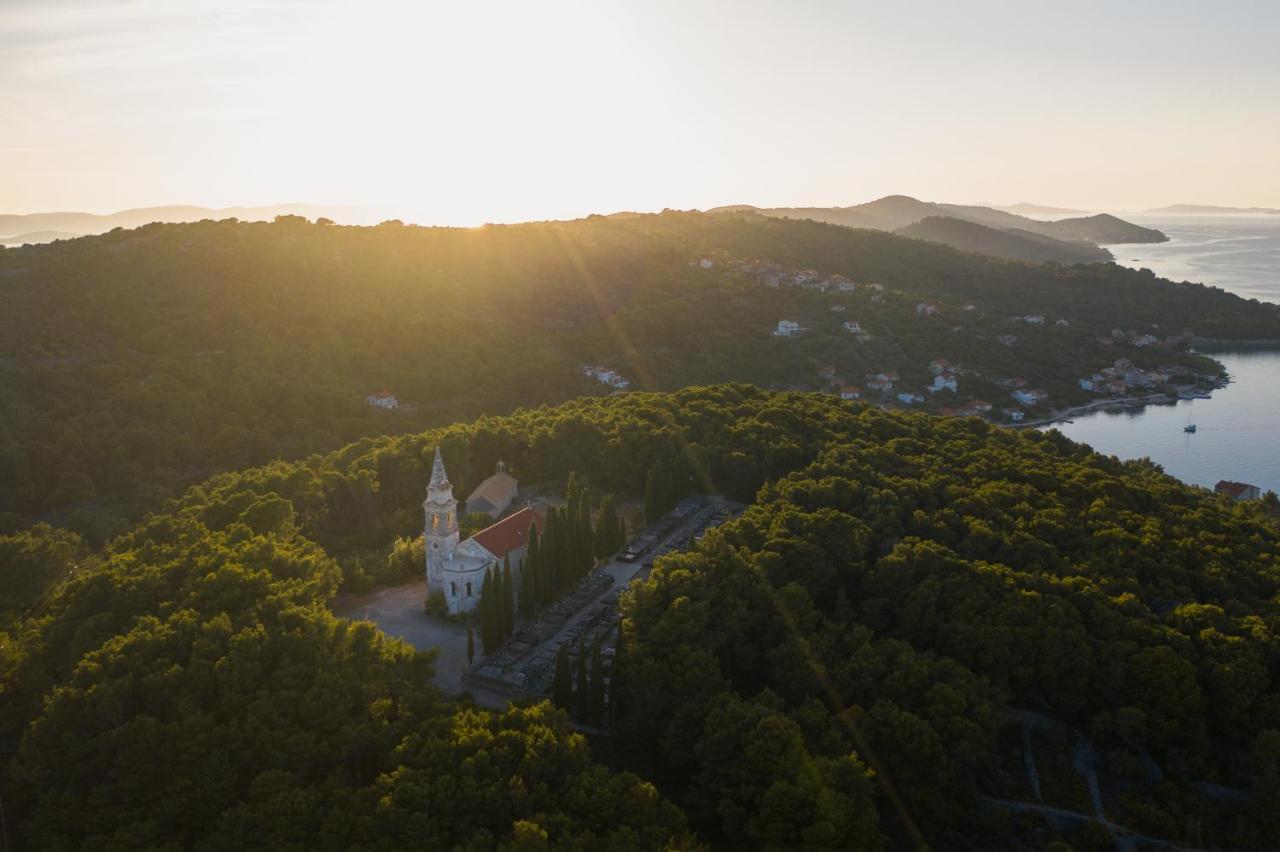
left=1020, top=374, right=1231, bottom=430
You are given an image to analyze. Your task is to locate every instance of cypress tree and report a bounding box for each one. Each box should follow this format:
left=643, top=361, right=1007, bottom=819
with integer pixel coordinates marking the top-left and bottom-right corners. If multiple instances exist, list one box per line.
left=589, top=639, right=605, bottom=726
left=643, top=467, right=658, bottom=523
left=578, top=486, right=594, bottom=576
left=574, top=639, right=590, bottom=722
left=479, top=568, right=496, bottom=652
left=466, top=619, right=475, bottom=668
left=501, top=555, right=514, bottom=638
left=552, top=643, right=572, bottom=709
left=597, top=494, right=620, bottom=558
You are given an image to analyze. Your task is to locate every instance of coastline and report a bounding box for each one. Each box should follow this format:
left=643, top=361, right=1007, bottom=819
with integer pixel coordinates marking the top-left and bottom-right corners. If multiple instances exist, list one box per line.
left=1019, top=373, right=1231, bottom=430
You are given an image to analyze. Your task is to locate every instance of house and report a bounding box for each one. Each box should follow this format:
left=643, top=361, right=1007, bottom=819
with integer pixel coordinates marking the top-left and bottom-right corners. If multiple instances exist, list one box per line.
left=1215, top=480, right=1262, bottom=501
left=867, top=283, right=884, bottom=292
left=1079, top=378, right=1095, bottom=392
left=839, top=386, right=861, bottom=400
left=1055, top=319, right=1070, bottom=328
left=842, top=320, right=864, bottom=334
left=997, top=334, right=1018, bottom=346
left=366, top=391, right=401, bottom=410
left=818, top=365, right=838, bottom=382
left=1023, top=315, right=1045, bottom=325
left=830, top=304, right=846, bottom=312
left=916, top=302, right=940, bottom=316
left=929, top=373, right=958, bottom=393
left=582, top=365, right=630, bottom=389
left=465, top=461, right=519, bottom=519
left=1011, top=388, right=1049, bottom=406
left=699, top=258, right=714, bottom=269
left=866, top=377, right=893, bottom=393
left=1114, top=358, right=1133, bottom=371
left=996, top=377, right=1027, bottom=389
left=832, top=277, right=857, bottom=292
left=963, top=304, right=977, bottom=312
left=423, top=449, right=547, bottom=616
left=969, top=400, right=993, bottom=413
left=928, top=358, right=953, bottom=375
left=897, top=392, right=923, bottom=404
left=1132, top=334, right=1160, bottom=348
left=1007, top=409, right=1025, bottom=422
left=774, top=320, right=805, bottom=337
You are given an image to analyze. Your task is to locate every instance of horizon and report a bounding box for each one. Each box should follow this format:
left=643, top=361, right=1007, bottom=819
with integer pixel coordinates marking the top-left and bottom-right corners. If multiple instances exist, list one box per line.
left=3, top=0, right=1278, bottom=222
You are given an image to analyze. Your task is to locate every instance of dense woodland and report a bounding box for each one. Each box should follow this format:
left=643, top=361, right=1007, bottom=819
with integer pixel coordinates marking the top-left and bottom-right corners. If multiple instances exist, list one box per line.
left=3, top=212, right=1277, bottom=541
left=3, top=386, right=1279, bottom=848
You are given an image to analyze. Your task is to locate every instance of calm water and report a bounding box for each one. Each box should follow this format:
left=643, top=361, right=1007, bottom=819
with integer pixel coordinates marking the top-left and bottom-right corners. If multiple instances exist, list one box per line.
left=1051, top=215, right=1280, bottom=495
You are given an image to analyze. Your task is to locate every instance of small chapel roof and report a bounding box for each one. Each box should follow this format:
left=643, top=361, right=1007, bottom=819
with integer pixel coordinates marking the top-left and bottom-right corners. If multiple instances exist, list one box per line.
left=466, top=469, right=518, bottom=508
left=470, top=506, right=545, bottom=559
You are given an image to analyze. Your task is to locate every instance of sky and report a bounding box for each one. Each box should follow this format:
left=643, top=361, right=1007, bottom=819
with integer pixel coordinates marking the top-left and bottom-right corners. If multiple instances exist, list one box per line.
left=2, top=0, right=1278, bottom=224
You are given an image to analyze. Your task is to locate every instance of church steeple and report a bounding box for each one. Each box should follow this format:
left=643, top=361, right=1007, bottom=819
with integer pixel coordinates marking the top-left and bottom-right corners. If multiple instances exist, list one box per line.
left=424, top=446, right=459, bottom=592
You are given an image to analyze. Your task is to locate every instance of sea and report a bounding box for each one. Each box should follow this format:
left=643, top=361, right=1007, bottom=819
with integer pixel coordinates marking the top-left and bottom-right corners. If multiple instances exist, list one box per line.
left=1050, top=214, right=1280, bottom=495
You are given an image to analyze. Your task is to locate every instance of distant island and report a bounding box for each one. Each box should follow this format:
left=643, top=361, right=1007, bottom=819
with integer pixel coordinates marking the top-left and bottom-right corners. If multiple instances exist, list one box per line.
left=714, top=195, right=1166, bottom=264
left=994, top=201, right=1091, bottom=216
left=1146, top=203, right=1280, bottom=215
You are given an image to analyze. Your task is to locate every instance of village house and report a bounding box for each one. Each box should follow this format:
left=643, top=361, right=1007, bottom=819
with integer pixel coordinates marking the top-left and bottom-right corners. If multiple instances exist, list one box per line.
left=839, top=386, right=861, bottom=400
left=1011, top=388, right=1049, bottom=406
left=1023, top=315, right=1045, bottom=325
left=582, top=365, right=630, bottom=389
left=699, top=258, right=714, bottom=269
left=928, top=358, right=953, bottom=375
left=997, top=334, right=1018, bottom=346
left=366, top=391, right=401, bottom=410
left=1007, top=409, right=1025, bottom=422
left=1215, top=480, right=1262, bottom=501
left=1055, top=319, right=1070, bottom=327
left=831, top=277, right=857, bottom=292
left=968, top=400, right=993, bottom=413
left=866, top=376, right=894, bottom=393
left=1132, top=334, right=1160, bottom=348
left=996, top=377, right=1027, bottom=389
left=842, top=320, right=864, bottom=334
left=929, top=373, right=958, bottom=393
left=774, top=320, right=806, bottom=337
left=963, top=304, right=977, bottom=312
left=867, top=282, right=884, bottom=292
left=897, top=391, right=924, bottom=404
left=916, top=302, right=940, bottom=316
left=830, top=304, right=846, bottom=312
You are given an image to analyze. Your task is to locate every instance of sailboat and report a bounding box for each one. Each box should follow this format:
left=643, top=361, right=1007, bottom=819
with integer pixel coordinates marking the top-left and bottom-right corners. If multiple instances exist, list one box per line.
left=1184, top=410, right=1196, bottom=433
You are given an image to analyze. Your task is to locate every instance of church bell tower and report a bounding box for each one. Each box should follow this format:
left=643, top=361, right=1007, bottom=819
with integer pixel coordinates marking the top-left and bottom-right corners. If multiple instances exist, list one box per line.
left=423, top=447, right=459, bottom=593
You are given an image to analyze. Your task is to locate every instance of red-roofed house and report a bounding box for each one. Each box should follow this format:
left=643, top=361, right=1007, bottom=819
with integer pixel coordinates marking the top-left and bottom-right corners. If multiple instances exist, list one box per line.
left=1215, top=481, right=1262, bottom=501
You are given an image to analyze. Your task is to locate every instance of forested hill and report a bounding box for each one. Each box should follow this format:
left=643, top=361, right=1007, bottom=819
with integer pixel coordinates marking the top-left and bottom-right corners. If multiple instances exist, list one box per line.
left=2, top=211, right=1279, bottom=540
left=895, top=215, right=1113, bottom=263
left=3, top=386, right=1278, bottom=848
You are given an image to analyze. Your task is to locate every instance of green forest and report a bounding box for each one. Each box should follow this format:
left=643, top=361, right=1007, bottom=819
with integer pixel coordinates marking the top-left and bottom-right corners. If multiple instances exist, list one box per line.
left=3, top=385, right=1279, bottom=848
left=3, top=212, right=1277, bottom=542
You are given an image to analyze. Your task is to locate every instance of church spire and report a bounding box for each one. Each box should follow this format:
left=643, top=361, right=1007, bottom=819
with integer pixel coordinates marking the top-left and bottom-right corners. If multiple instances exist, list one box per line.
left=429, top=446, right=450, bottom=491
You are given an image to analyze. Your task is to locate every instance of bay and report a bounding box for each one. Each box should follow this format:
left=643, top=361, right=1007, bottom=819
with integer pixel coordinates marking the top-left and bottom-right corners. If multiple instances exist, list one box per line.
left=1050, top=214, right=1280, bottom=496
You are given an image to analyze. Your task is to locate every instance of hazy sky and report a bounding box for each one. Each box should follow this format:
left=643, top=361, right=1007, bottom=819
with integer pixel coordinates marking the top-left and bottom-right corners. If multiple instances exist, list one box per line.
left=3, top=0, right=1278, bottom=223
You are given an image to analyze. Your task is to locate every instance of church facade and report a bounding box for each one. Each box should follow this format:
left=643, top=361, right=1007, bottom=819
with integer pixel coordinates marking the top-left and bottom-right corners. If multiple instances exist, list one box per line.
left=423, top=448, right=543, bottom=615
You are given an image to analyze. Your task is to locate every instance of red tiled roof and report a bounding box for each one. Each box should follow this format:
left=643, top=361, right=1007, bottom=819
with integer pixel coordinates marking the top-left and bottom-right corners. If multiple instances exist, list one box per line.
left=471, top=506, right=545, bottom=558
left=1215, top=481, right=1257, bottom=498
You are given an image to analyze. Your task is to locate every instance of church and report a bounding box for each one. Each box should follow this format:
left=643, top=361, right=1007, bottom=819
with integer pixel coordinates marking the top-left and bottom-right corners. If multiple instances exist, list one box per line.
left=423, top=448, right=544, bottom=615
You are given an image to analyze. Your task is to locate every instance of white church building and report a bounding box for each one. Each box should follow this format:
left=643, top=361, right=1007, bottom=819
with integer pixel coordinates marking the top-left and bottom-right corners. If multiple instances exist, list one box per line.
left=424, top=448, right=543, bottom=615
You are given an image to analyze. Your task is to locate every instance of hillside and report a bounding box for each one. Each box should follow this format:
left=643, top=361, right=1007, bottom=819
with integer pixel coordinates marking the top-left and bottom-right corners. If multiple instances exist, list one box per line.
left=0, top=203, right=368, bottom=243
left=2, top=211, right=1277, bottom=540
left=3, top=386, right=1278, bottom=848
left=997, top=202, right=1091, bottom=216
left=895, top=215, right=1113, bottom=263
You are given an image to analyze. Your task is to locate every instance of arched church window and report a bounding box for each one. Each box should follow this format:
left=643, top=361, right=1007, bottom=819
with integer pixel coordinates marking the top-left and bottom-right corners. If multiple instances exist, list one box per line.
left=466, top=582, right=473, bottom=596
left=451, top=582, right=457, bottom=597
left=431, top=515, right=440, bottom=530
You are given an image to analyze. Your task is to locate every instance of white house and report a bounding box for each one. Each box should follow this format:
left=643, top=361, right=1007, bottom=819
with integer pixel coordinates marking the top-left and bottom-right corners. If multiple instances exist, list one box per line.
left=839, top=386, right=861, bottom=400
left=997, top=334, right=1018, bottom=346
left=366, top=391, right=400, bottom=410
left=1011, top=389, right=1048, bottom=406
left=774, top=320, right=805, bottom=337
left=916, top=302, right=940, bottom=316
left=897, top=391, right=923, bottom=404
left=842, top=320, right=864, bottom=334
left=1023, top=315, right=1045, bottom=325
left=929, top=373, right=958, bottom=393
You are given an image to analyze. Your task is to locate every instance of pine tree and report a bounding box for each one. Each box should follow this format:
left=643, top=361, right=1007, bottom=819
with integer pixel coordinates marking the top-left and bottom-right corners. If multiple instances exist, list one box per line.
left=575, top=639, right=590, bottom=722
left=589, top=638, right=605, bottom=726
left=466, top=619, right=475, bottom=668
left=501, top=554, right=514, bottom=638
left=552, top=643, right=572, bottom=709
